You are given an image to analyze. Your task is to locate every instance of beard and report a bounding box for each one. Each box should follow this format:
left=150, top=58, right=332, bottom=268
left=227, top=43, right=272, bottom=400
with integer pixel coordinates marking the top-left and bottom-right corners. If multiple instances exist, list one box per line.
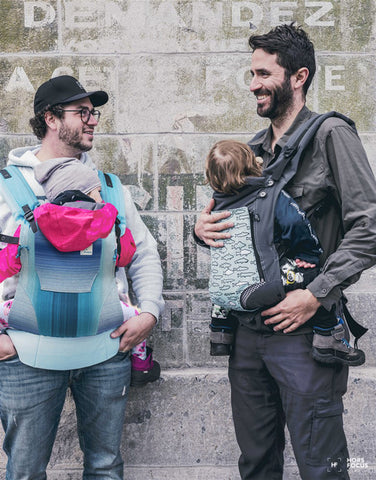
left=256, top=74, right=294, bottom=121
left=58, top=124, right=92, bottom=153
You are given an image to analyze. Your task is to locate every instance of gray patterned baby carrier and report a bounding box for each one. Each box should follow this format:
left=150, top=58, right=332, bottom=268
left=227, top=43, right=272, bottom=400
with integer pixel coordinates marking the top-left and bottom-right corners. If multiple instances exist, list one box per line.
left=209, top=112, right=352, bottom=312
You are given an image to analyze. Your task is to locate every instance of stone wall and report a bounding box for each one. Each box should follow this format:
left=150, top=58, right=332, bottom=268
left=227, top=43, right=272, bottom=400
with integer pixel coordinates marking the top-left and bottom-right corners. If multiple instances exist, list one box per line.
left=0, top=1, right=375, bottom=478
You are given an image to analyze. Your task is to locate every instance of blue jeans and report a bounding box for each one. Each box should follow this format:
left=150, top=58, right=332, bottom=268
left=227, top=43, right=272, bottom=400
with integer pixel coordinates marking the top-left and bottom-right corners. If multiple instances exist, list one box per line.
left=0, top=352, right=131, bottom=480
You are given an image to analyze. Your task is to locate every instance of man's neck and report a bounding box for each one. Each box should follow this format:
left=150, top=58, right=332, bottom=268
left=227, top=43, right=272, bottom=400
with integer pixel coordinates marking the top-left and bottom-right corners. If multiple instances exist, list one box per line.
left=270, top=101, right=305, bottom=151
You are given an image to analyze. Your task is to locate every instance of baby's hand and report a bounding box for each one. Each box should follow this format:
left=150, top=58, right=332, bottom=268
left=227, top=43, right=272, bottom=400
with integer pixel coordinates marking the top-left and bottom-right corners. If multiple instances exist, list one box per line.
left=295, top=258, right=316, bottom=269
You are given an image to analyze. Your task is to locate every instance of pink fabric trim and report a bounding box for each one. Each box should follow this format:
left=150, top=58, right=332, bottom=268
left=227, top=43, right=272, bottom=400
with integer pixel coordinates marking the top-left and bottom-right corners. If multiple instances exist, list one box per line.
left=131, top=348, right=154, bottom=371
left=116, top=228, right=136, bottom=267
left=0, top=299, right=13, bottom=327
left=0, top=202, right=137, bottom=284
left=0, top=225, right=21, bottom=282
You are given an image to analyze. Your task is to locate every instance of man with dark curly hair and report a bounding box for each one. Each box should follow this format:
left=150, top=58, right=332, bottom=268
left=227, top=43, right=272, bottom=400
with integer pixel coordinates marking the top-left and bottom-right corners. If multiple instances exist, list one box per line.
left=0, top=75, right=164, bottom=479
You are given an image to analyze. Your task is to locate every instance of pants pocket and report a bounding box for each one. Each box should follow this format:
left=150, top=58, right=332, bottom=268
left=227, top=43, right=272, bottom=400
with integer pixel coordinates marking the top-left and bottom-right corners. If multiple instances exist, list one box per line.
left=307, top=399, right=348, bottom=470
left=112, top=350, right=130, bottom=361
left=303, top=332, right=314, bottom=347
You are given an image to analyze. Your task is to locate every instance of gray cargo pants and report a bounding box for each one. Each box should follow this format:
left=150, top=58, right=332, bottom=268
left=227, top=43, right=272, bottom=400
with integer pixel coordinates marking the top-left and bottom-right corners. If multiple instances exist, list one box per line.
left=228, top=324, right=350, bottom=480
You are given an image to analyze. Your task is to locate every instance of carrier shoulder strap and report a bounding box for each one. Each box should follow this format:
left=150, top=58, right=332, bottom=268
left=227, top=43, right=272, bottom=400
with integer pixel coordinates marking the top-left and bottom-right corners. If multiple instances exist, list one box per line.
left=0, top=165, right=39, bottom=233
left=263, top=111, right=354, bottom=183
left=342, top=296, right=368, bottom=342
left=97, top=171, right=126, bottom=259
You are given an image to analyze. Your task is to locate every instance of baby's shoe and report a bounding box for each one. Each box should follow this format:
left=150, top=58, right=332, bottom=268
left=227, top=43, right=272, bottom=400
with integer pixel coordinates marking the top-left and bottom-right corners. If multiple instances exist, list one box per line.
left=210, top=305, right=237, bottom=356
left=312, top=319, right=365, bottom=366
left=130, top=347, right=161, bottom=387
left=240, top=280, right=285, bottom=311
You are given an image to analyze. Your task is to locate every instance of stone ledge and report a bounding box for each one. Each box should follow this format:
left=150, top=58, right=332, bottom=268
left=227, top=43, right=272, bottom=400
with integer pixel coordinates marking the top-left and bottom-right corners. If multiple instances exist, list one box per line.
left=1, top=464, right=375, bottom=480
left=0, top=367, right=374, bottom=479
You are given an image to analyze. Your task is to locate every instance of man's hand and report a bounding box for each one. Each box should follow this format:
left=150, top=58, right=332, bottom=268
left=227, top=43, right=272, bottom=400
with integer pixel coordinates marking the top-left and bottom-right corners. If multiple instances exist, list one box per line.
left=0, top=334, right=17, bottom=360
left=111, top=312, right=157, bottom=352
left=262, top=289, right=320, bottom=333
left=194, top=199, right=234, bottom=247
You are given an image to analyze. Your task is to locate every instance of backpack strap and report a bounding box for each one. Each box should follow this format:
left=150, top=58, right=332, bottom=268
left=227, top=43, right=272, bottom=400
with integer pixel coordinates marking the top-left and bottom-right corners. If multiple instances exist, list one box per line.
left=0, top=166, right=39, bottom=233
left=0, top=233, right=19, bottom=244
left=341, top=295, right=368, bottom=344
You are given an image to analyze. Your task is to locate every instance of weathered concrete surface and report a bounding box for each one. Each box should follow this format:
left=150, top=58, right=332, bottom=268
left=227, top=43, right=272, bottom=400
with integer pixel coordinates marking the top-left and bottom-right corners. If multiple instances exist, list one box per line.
left=0, top=368, right=374, bottom=479
left=1, top=0, right=376, bottom=478
left=1, top=53, right=375, bottom=134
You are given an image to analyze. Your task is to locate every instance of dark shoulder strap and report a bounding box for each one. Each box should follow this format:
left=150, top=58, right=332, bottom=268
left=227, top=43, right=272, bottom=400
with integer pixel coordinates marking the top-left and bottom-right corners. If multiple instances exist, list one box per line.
left=263, top=111, right=354, bottom=183
left=97, top=170, right=127, bottom=258
left=0, top=233, right=19, bottom=244
left=341, top=296, right=368, bottom=342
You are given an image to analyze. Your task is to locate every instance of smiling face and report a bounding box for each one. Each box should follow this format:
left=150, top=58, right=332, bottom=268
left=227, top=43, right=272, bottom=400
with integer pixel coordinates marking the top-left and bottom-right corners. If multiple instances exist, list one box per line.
left=57, top=97, right=98, bottom=154
left=249, top=49, right=294, bottom=121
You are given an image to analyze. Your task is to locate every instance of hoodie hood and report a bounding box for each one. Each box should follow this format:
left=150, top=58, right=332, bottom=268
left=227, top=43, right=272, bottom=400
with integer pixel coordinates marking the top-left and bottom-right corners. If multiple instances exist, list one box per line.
left=7, top=146, right=100, bottom=202
left=8, top=146, right=42, bottom=168
left=8, top=145, right=97, bottom=170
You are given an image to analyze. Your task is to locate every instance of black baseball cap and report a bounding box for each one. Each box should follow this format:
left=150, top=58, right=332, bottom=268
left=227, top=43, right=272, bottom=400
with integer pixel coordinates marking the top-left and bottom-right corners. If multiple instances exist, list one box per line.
left=34, top=75, right=109, bottom=114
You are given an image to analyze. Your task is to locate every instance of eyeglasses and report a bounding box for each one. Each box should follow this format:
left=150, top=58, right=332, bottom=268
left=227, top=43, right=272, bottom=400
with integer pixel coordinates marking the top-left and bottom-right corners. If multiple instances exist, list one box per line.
left=60, top=107, right=101, bottom=124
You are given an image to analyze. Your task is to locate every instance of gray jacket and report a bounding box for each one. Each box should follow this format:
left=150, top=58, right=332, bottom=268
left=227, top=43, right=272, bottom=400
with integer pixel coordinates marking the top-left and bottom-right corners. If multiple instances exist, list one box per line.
left=248, top=106, right=376, bottom=311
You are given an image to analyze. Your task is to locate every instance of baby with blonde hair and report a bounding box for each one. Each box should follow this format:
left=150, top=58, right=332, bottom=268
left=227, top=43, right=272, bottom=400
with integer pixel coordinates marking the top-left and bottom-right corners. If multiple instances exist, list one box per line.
left=205, top=140, right=263, bottom=194
left=204, top=139, right=364, bottom=366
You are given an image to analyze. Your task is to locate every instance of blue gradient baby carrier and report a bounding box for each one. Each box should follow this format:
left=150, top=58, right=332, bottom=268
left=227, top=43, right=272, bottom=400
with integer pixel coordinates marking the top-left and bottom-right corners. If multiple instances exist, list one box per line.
left=0, top=166, right=126, bottom=340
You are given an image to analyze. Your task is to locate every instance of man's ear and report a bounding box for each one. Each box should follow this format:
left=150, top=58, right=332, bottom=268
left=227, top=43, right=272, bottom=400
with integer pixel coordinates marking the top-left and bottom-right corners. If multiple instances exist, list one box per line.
left=293, top=67, right=309, bottom=90
left=44, top=110, right=59, bottom=131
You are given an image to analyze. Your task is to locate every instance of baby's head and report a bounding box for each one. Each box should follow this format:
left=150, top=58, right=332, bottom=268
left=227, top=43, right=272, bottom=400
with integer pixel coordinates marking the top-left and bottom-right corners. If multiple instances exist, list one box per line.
left=34, top=158, right=102, bottom=203
left=205, top=140, right=263, bottom=194
left=86, top=186, right=102, bottom=203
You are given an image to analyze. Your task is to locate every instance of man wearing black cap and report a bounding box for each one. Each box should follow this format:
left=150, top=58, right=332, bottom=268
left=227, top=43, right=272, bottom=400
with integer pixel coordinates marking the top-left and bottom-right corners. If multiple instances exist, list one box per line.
left=0, top=75, right=164, bottom=479
left=31, top=75, right=109, bottom=157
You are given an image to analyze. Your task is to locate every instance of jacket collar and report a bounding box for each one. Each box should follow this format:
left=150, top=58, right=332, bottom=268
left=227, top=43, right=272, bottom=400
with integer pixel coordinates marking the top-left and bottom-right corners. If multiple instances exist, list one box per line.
left=249, top=106, right=315, bottom=158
